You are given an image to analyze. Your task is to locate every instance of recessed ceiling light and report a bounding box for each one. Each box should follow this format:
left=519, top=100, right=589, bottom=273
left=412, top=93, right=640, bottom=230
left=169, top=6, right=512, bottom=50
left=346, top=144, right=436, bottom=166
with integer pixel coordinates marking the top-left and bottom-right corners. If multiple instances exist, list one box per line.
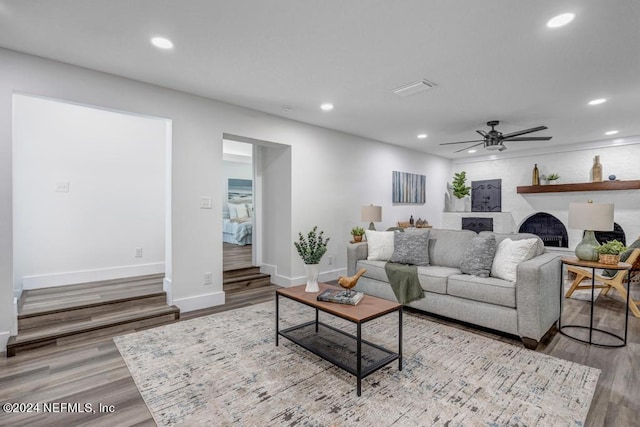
left=417, top=133, right=427, bottom=139
left=468, top=149, right=477, bottom=153
left=588, top=98, right=607, bottom=105
left=605, top=130, right=619, bottom=135
left=151, top=36, right=174, bottom=49
left=320, top=103, right=334, bottom=111
left=547, top=13, right=575, bottom=28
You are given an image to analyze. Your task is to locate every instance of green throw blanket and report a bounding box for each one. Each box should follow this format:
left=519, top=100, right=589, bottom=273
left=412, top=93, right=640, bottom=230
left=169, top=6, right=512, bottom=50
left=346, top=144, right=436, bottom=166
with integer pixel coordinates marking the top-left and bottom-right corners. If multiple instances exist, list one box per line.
left=384, top=262, right=424, bottom=304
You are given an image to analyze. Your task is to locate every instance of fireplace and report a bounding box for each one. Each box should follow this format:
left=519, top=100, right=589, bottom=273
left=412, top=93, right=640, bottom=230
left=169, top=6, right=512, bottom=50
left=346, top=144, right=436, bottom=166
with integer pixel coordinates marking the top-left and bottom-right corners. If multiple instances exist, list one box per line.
left=518, top=212, right=568, bottom=248
left=462, top=217, right=493, bottom=233
left=593, top=223, right=626, bottom=246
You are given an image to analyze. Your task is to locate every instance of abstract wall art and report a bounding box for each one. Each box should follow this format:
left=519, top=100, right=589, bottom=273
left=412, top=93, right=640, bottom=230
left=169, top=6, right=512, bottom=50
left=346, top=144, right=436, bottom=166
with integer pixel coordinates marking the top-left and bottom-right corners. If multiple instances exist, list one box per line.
left=392, top=171, right=426, bottom=204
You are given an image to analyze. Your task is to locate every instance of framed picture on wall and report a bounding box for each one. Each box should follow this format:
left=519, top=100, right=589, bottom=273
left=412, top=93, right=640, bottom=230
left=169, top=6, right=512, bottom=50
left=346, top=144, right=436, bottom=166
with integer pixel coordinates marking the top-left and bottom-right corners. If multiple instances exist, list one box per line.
left=392, top=171, right=426, bottom=204
left=228, top=178, right=252, bottom=201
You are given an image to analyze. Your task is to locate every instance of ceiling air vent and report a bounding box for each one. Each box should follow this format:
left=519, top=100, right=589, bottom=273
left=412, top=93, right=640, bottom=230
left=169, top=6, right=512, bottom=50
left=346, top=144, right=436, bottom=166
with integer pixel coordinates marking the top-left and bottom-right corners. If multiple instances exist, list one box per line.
left=392, top=79, right=437, bottom=97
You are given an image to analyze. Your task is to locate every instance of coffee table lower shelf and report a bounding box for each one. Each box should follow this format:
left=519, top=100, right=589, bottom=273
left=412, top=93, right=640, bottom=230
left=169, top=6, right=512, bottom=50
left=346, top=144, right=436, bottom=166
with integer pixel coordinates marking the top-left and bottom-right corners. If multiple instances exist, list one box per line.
left=279, top=320, right=399, bottom=381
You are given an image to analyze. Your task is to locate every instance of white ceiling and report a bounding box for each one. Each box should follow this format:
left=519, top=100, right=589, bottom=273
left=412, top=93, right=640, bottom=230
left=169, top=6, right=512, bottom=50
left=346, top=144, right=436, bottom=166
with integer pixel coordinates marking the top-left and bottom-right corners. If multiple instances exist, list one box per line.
left=1, top=1, right=638, bottom=159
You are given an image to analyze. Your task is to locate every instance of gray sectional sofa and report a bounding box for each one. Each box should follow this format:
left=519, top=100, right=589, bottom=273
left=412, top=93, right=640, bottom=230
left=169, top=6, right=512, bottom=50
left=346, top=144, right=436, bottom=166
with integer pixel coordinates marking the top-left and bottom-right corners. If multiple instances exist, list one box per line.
left=347, top=229, right=562, bottom=349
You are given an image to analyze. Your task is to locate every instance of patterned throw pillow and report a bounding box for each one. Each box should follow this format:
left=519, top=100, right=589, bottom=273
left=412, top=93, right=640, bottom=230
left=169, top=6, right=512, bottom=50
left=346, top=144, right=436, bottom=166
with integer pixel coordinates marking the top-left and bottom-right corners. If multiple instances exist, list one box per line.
left=390, top=230, right=430, bottom=266
left=459, top=234, right=497, bottom=278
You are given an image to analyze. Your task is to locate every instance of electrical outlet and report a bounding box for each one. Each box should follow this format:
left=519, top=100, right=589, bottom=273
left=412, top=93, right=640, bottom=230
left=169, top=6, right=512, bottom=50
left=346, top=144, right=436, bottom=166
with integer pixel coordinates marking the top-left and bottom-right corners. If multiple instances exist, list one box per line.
left=135, top=248, right=143, bottom=258
left=327, top=255, right=334, bottom=265
left=204, top=272, right=213, bottom=285
left=55, top=182, right=70, bottom=193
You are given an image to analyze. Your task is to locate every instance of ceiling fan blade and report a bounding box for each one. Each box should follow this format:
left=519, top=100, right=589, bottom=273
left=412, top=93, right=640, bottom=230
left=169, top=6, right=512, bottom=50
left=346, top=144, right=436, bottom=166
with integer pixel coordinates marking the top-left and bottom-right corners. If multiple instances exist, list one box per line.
left=503, top=136, right=553, bottom=141
left=454, top=142, right=484, bottom=153
left=440, top=139, right=484, bottom=146
left=476, top=130, right=488, bottom=137
left=501, top=126, right=548, bottom=139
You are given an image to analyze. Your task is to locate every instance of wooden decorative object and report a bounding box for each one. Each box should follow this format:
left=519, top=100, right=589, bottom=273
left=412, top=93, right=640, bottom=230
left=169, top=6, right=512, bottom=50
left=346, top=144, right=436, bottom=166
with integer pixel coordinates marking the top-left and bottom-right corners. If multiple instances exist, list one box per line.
left=599, top=254, right=620, bottom=265
left=337, top=268, right=367, bottom=294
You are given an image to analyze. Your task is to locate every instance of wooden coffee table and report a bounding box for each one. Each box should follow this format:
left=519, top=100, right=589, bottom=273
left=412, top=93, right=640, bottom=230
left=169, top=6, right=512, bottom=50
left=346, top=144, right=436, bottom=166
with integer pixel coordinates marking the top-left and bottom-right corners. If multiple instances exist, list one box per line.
left=276, top=283, right=402, bottom=396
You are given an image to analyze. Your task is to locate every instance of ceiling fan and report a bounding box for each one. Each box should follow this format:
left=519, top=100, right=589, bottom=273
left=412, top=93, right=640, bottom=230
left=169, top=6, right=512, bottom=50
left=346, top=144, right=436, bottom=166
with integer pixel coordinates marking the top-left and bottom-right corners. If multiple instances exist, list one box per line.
left=440, top=120, right=552, bottom=153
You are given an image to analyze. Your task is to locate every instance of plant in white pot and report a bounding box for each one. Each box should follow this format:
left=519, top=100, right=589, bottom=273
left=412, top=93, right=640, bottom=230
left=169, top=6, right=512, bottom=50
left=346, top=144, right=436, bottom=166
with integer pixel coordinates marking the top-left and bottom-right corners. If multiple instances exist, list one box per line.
left=451, top=171, right=471, bottom=212
left=294, top=226, right=330, bottom=292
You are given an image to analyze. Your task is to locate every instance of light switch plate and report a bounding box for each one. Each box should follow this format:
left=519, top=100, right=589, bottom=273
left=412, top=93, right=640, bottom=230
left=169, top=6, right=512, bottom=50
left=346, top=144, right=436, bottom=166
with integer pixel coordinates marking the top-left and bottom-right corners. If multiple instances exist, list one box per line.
left=55, top=182, right=70, bottom=193
left=200, top=196, right=212, bottom=209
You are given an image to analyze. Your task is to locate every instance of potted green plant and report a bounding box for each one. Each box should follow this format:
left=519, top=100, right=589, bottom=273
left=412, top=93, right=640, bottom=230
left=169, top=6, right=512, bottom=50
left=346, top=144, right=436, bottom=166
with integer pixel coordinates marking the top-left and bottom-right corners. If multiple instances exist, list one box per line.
left=351, top=226, right=365, bottom=242
left=294, top=226, right=330, bottom=292
left=451, top=171, right=471, bottom=211
left=546, top=173, right=560, bottom=184
left=595, top=239, right=627, bottom=265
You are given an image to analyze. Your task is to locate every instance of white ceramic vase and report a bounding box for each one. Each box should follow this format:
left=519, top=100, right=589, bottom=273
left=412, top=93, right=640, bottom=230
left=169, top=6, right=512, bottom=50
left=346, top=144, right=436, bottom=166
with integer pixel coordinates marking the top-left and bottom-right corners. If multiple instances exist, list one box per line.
left=304, top=263, right=320, bottom=292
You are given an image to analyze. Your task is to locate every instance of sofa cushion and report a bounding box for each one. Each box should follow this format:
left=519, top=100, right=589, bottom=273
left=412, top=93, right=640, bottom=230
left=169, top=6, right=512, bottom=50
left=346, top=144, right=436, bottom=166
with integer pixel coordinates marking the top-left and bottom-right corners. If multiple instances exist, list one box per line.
left=428, top=229, right=477, bottom=268
left=447, top=274, right=516, bottom=308
left=459, top=234, right=497, bottom=278
left=356, top=260, right=455, bottom=294
left=390, top=229, right=430, bottom=266
left=365, top=230, right=394, bottom=261
left=490, top=238, right=538, bottom=282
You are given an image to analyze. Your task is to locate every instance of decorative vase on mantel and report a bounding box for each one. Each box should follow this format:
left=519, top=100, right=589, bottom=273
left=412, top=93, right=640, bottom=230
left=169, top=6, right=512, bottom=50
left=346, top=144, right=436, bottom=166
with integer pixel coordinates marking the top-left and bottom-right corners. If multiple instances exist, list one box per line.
left=591, top=155, right=603, bottom=183
left=304, top=264, right=320, bottom=292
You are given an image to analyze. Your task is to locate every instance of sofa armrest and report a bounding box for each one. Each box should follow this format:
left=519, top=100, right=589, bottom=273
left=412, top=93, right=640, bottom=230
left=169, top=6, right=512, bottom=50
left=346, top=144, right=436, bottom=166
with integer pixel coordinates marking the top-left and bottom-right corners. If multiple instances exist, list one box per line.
left=347, top=242, right=368, bottom=276
left=515, top=252, right=562, bottom=342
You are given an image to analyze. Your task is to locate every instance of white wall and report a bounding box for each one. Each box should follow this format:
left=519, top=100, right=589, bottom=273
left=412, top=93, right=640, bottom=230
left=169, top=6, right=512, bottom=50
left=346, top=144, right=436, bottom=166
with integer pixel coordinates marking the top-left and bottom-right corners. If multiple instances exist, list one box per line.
left=12, top=95, right=166, bottom=290
left=452, top=141, right=640, bottom=250
left=0, top=48, right=451, bottom=347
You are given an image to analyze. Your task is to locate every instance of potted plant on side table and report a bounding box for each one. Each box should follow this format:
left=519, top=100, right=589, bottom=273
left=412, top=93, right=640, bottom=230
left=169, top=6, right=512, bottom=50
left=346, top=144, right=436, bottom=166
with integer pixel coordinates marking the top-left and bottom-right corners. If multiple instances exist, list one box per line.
left=351, top=226, right=365, bottom=242
left=294, top=226, right=330, bottom=292
left=595, top=240, right=627, bottom=265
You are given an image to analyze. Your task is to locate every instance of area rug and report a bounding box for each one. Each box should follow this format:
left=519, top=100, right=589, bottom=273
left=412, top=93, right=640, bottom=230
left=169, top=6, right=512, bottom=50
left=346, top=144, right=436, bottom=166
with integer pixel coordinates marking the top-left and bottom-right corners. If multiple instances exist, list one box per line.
left=114, top=300, right=599, bottom=426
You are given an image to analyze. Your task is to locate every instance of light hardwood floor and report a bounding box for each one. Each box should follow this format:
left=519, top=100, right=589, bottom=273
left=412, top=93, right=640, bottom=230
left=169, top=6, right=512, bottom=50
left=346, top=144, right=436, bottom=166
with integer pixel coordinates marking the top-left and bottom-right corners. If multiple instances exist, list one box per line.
left=1, top=283, right=638, bottom=426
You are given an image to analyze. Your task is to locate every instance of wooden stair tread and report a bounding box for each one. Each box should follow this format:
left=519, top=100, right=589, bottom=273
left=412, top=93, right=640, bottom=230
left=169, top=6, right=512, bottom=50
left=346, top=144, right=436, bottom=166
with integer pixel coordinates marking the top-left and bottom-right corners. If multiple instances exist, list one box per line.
left=9, top=305, right=180, bottom=345
left=223, top=273, right=271, bottom=284
left=20, top=279, right=165, bottom=317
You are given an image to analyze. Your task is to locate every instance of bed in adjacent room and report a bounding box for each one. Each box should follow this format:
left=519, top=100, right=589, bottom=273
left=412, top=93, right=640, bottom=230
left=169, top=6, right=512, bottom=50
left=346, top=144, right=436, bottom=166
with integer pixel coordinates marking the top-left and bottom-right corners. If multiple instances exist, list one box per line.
left=223, top=199, right=253, bottom=246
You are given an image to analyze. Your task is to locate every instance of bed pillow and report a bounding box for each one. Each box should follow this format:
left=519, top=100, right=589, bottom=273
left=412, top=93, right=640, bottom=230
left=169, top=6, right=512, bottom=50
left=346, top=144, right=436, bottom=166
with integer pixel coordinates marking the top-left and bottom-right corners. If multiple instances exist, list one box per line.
left=390, top=230, right=430, bottom=266
left=234, top=203, right=249, bottom=219
left=460, top=234, right=497, bottom=278
left=365, top=230, right=395, bottom=261
left=490, top=238, right=538, bottom=282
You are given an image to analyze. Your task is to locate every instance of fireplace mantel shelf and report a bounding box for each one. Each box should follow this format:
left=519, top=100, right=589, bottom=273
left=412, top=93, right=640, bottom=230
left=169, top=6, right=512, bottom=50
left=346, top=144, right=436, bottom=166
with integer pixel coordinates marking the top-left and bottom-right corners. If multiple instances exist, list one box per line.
left=517, top=180, right=640, bottom=194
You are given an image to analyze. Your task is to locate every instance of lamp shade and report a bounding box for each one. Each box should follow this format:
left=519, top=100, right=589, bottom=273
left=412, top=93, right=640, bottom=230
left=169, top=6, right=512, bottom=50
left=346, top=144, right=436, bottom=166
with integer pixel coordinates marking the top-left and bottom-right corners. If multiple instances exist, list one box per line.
left=568, top=202, right=614, bottom=231
left=361, top=205, right=382, bottom=222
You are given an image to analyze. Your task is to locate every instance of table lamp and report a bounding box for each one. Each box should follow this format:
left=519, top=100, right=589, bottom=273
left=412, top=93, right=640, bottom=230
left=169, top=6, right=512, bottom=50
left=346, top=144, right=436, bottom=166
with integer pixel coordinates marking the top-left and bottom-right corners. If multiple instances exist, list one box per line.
left=361, top=205, right=382, bottom=230
left=568, top=201, right=614, bottom=261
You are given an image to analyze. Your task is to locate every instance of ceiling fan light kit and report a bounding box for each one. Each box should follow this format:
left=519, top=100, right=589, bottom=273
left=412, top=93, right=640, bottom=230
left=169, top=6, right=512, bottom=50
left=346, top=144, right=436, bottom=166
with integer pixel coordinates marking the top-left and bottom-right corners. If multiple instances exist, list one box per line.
left=440, top=120, right=552, bottom=153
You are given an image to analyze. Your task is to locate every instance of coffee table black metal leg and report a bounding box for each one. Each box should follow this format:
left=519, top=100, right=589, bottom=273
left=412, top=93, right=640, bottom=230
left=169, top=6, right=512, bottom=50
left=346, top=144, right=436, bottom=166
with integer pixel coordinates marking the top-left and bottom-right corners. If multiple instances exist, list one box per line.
left=275, top=293, right=279, bottom=346
left=357, top=322, right=362, bottom=396
left=398, top=306, right=403, bottom=371
left=315, top=308, right=319, bottom=333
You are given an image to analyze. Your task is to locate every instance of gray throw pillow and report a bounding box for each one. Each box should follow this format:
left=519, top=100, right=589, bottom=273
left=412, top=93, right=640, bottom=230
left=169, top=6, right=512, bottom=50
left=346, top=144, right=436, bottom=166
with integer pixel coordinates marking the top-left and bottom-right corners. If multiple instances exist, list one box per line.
left=390, top=230, right=430, bottom=266
left=460, top=234, right=497, bottom=278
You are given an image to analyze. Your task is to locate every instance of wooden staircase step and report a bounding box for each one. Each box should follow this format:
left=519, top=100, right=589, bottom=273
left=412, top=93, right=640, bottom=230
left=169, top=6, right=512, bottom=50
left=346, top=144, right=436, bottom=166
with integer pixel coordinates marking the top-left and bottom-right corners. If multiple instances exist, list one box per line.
left=19, top=275, right=165, bottom=316
left=223, top=270, right=271, bottom=294
left=223, top=266, right=261, bottom=279
left=7, top=305, right=180, bottom=357
left=18, top=294, right=168, bottom=331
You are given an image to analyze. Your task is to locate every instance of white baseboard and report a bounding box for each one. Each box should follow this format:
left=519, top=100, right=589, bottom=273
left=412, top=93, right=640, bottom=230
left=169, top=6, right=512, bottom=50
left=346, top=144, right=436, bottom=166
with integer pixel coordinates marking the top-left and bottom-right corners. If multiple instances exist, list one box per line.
left=173, top=290, right=225, bottom=312
left=260, top=264, right=346, bottom=288
left=0, top=330, right=10, bottom=351
left=163, top=277, right=173, bottom=305
left=22, top=262, right=165, bottom=290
